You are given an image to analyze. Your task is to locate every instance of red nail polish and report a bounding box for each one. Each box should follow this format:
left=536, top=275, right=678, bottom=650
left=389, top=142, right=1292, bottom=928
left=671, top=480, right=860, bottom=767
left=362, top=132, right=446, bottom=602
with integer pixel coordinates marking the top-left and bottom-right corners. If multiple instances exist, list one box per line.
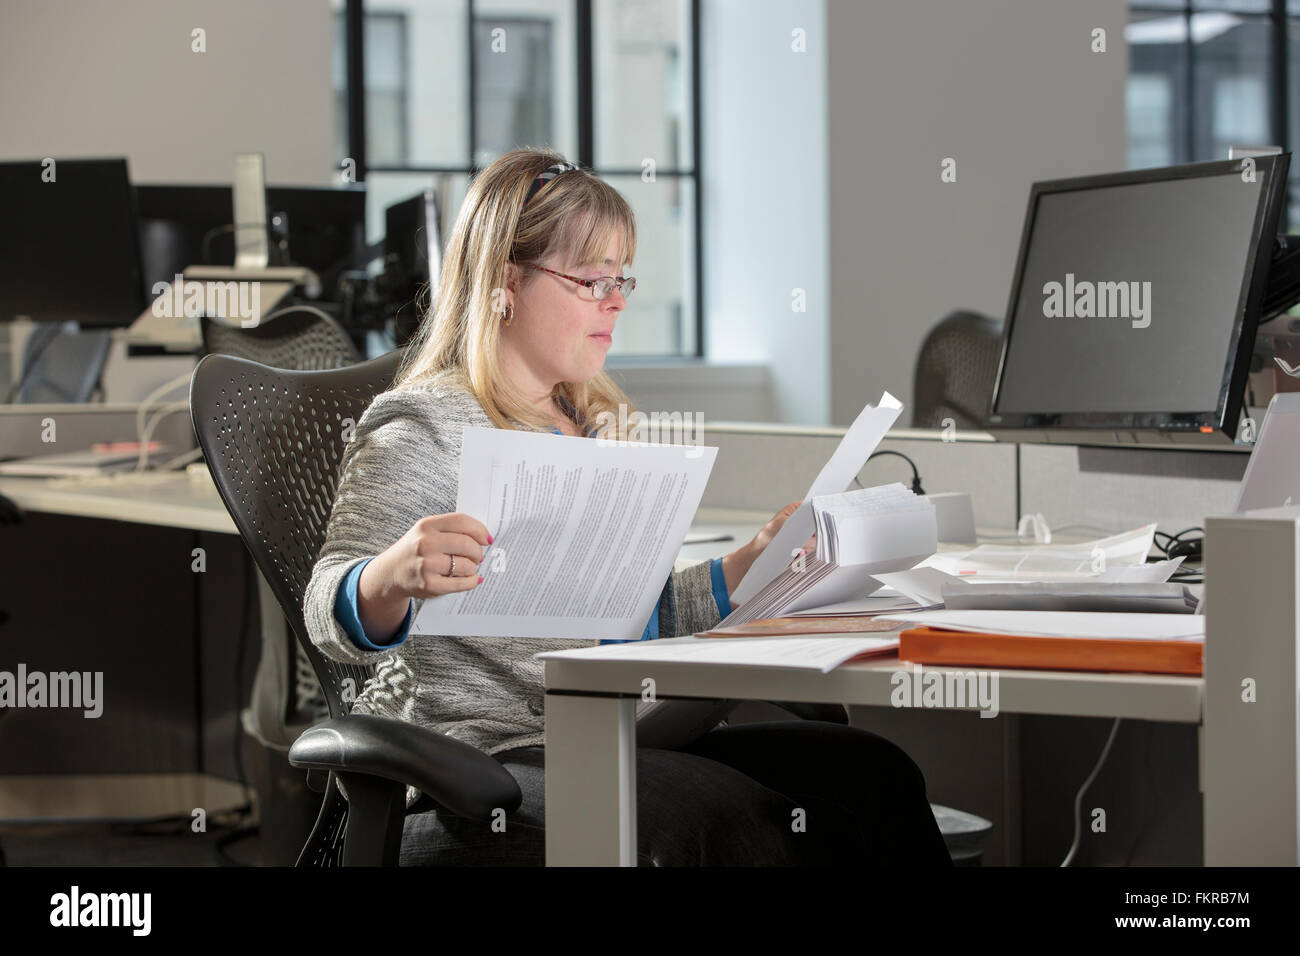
left=488, top=533, right=494, bottom=544
left=477, top=575, right=484, bottom=584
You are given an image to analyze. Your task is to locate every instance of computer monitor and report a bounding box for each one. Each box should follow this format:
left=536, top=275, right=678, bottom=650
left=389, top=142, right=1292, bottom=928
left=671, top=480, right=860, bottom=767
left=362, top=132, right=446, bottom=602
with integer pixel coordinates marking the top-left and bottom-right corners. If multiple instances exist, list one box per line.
left=134, top=182, right=367, bottom=299
left=264, top=184, right=366, bottom=295
left=987, top=155, right=1290, bottom=446
left=381, top=189, right=442, bottom=342
left=134, top=183, right=233, bottom=292
left=1234, top=392, right=1300, bottom=511
left=0, top=158, right=145, bottom=326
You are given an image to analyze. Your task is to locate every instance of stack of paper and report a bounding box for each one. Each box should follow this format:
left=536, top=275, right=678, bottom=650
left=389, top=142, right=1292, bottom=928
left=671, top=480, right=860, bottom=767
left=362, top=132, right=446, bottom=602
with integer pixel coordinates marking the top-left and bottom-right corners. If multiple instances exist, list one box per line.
left=729, top=391, right=905, bottom=609
left=921, top=524, right=1183, bottom=583
left=717, top=482, right=937, bottom=627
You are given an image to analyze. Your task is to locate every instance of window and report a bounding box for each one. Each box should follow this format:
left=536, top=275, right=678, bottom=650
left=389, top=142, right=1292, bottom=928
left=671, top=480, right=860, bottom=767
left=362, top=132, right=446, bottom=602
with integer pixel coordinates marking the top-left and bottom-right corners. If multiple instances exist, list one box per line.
left=335, top=0, right=701, bottom=357
left=1126, top=0, right=1300, bottom=225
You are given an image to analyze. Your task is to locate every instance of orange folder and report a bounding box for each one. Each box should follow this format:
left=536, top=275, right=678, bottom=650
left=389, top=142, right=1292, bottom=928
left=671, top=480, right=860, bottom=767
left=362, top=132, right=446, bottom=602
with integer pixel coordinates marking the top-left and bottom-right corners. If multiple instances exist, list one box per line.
left=897, top=627, right=1203, bottom=676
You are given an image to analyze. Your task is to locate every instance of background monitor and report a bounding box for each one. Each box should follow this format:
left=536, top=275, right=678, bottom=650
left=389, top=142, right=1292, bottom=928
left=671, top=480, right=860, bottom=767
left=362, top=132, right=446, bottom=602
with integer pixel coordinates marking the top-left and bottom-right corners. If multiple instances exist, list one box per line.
left=0, top=158, right=145, bottom=327
left=135, top=182, right=367, bottom=299
left=987, top=155, right=1290, bottom=445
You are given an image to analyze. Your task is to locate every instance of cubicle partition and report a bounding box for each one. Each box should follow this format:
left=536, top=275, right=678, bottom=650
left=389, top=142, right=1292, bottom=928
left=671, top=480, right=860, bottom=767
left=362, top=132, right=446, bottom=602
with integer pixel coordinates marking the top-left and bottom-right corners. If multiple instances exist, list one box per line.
left=1018, top=443, right=1248, bottom=541
left=699, top=422, right=1019, bottom=530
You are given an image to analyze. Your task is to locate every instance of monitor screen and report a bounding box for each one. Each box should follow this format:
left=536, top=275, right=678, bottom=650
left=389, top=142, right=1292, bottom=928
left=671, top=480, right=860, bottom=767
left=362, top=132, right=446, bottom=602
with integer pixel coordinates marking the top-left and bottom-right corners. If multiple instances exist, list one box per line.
left=135, top=183, right=366, bottom=299
left=0, top=158, right=145, bottom=326
left=988, top=156, right=1289, bottom=442
left=135, top=184, right=233, bottom=292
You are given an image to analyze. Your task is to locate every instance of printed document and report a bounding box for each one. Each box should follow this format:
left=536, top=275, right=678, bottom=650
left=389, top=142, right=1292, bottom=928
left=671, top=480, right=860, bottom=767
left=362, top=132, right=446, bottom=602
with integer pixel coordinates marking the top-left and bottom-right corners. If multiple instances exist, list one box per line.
left=413, top=427, right=716, bottom=640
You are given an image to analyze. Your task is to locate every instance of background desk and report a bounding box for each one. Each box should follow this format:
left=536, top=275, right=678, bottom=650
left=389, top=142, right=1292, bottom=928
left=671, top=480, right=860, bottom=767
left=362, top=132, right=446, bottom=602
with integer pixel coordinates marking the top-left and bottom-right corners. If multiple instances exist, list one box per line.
left=0, top=471, right=251, bottom=820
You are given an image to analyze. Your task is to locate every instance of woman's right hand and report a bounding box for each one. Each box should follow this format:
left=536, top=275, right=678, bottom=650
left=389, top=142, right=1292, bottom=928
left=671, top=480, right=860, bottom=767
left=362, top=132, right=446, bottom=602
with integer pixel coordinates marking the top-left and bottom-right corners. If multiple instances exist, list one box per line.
left=356, top=513, right=492, bottom=642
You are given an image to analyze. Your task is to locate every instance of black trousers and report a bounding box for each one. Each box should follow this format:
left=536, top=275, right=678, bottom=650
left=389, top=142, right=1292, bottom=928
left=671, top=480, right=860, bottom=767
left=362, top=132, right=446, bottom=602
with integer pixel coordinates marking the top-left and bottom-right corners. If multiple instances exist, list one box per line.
left=400, top=719, right=953, bottom=866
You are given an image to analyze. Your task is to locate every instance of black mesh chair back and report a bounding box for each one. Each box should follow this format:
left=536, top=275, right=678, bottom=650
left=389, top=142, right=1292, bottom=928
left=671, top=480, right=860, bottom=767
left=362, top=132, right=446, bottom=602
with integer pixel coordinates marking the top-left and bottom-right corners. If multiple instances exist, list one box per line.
left=912, top=310, right=1004, bottom=429
left=201, top=307, right=363, bottom=734
left=200, top=307, right=361, bottom=371
left=190, top=347, right=403, bottom=865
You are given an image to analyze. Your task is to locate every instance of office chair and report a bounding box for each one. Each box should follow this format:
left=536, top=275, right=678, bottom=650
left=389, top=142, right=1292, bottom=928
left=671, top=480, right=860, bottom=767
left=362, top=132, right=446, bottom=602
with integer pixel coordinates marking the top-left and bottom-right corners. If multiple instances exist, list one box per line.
left=8, top=321, right=113, bottom=403
left=191, top=347, right=507, bottom=866
left=191, top=350, right=846, bottom=866
left=199, top=306, right=361, bottom=372
left=199, top=305, right=363, bottom=817
left=911, top=310, right=1004, bottom=429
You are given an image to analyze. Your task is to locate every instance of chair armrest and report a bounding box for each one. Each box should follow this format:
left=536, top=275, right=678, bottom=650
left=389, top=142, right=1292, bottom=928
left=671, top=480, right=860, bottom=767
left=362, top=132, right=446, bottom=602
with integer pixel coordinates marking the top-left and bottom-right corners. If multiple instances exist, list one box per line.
left=288, top=714, right=522, bottom=820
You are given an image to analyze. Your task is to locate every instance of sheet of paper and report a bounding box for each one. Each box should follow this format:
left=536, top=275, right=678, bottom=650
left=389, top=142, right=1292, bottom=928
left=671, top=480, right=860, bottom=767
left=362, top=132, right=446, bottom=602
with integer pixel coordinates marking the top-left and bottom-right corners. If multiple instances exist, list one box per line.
left=881, top=609, right=1205, bottom=641
left=730, top=392, right=904, bottom=606
left=785, top=593, right=923, bottom=616
left=413, top=427, right=716, bottom=640
left=1095, top=557, right=1185, bottom=583
left=921, top=524, right=1161, bottom=581
left=536, top=634, right=899, bottom=673
left=871, top=565, right=968, bottom=607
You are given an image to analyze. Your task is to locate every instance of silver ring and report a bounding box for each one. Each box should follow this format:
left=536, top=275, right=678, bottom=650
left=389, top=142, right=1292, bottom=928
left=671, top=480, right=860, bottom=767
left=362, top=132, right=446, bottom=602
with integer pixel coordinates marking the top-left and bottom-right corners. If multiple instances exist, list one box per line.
left=449, top=554, right=456, bottom=577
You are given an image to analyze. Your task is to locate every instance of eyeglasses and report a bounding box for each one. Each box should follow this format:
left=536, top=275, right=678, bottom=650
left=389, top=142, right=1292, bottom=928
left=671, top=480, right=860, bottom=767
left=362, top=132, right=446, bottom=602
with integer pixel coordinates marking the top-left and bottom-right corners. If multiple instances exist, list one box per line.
left=523, top=263, right=636, bottom=301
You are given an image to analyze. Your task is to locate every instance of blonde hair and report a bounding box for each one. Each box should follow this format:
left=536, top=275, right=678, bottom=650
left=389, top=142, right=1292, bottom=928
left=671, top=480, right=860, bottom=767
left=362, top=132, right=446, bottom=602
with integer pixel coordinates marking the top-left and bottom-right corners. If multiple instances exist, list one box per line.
left=395, top=147, right=638, bottom=435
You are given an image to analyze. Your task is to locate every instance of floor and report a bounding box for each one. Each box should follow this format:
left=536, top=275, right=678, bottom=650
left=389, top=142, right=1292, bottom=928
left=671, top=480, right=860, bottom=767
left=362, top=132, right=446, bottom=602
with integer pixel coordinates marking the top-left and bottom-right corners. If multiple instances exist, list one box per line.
left=0, top=813, right=264, bottom=866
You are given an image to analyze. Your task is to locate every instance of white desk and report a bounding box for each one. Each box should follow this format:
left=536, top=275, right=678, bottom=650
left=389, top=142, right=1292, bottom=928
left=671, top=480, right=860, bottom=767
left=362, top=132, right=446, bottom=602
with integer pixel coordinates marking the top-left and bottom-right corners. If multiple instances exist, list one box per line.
left=543, top=509, right=1299, bottom=867
left=0, top=471, right=234, bottom=534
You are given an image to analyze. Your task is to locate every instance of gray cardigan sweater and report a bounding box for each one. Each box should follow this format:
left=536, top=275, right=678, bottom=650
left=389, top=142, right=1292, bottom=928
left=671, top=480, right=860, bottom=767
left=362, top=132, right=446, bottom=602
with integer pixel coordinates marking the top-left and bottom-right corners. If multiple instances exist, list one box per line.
left=302, top=378, right=723, bottom=802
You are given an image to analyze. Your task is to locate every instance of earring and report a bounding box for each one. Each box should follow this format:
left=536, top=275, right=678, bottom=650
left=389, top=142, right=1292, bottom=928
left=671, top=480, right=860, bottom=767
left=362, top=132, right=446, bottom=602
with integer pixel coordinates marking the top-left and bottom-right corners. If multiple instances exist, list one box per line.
left=502, top=304, right=514, bottom=327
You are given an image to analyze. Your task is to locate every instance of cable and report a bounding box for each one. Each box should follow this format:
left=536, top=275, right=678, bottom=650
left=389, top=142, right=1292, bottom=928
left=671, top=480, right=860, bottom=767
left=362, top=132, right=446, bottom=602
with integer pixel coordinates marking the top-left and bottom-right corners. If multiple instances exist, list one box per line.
left=1061, top=717, right=1122, bottom=867
left=853, top=449, right=925, bottom=495
left=162, top=447, right=205, bottom=471
left=133, top=371, right=195, bottom=470
left=136, top=401, right=190, bottom=471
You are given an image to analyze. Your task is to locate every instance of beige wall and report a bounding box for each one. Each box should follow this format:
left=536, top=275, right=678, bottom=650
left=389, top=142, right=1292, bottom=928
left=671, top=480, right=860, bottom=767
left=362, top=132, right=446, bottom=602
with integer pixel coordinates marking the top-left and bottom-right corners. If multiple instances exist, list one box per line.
left=826, top=0, right=1129, bottom=425
left=0, top=0, right=335, bottom=184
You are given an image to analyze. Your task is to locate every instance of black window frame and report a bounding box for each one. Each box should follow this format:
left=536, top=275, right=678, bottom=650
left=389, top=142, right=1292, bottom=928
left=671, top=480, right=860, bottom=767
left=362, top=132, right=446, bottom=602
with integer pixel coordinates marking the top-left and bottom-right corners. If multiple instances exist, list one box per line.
left=341, top=0, right=704, bottom=359
left=1129, top=0, right=1294, bottom=228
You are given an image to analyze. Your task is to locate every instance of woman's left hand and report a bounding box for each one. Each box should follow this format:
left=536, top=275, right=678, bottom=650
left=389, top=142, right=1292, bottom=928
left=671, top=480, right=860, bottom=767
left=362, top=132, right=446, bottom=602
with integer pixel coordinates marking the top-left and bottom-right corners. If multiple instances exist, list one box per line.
left=720, top=501, right=815, bottom=601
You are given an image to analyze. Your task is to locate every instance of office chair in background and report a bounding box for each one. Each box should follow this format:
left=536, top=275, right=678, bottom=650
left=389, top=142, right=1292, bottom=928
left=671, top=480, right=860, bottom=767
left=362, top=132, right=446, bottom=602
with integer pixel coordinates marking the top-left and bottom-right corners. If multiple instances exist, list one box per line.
left=6, top=321, right=113, bottom=403
left=911, top=310, right=1004, bottom=429
left=199, top=305, right=361, bottom=372
left=191, top=349, right=849, bottom=866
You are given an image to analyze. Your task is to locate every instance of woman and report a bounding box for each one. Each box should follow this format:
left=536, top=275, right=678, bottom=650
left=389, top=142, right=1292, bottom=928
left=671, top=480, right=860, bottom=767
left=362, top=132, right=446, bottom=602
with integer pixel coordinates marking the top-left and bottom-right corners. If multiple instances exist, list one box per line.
left=303, top=147, right=951, bottom=866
